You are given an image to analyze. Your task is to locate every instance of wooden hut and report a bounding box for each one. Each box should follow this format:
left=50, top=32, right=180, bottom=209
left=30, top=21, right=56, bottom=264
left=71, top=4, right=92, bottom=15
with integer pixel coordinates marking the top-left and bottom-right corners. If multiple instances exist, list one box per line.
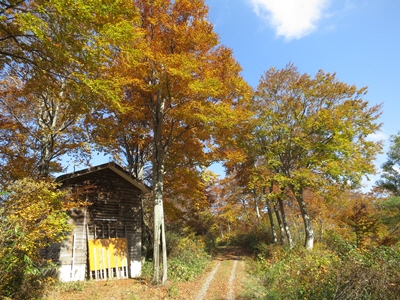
left=51, top=162, right=150, bottom=282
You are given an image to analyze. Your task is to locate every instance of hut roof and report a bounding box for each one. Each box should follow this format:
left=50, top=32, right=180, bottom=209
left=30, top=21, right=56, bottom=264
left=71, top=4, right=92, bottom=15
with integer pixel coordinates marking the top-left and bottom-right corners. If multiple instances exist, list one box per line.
left=56, top=162, right=150, bottom=194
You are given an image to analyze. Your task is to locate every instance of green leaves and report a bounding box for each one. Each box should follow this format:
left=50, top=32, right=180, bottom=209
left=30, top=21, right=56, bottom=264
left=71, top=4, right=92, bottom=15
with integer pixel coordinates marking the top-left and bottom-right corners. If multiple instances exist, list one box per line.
left=376, top=133, right=400, bottom=196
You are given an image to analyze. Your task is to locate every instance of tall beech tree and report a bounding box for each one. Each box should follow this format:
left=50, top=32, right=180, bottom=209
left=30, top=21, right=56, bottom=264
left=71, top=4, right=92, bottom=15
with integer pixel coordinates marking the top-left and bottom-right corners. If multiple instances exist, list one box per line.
left=223, top=114, right=289, bottom=245
left=0, top=0, right=143, bottom=179
left=111, top=0, right=249, bottom=284
left=1, top=0, right=141, bottom=80
left=0, top=65, right=87, bottom=178
left=253, top=64, right=382, bottom=249
left=230, top=156, right=294, bottom=247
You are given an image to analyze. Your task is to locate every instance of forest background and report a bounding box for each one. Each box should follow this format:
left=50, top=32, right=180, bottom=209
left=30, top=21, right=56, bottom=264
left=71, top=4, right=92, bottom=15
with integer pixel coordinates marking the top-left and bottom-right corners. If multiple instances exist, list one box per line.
left=0, top=0, right=399, bottom=299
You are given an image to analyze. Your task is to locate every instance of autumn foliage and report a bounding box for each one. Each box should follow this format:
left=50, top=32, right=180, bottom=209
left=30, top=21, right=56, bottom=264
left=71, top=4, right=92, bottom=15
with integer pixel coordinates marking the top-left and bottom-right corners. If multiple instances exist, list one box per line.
left=0, top=0, right=398, bottom=297
left=0, top=179, right=71, bottom=299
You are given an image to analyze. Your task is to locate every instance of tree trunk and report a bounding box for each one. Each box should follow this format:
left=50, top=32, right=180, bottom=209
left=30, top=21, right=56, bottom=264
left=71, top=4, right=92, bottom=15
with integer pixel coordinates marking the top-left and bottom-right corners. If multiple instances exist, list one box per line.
left=125, top=136, right=145, bottom=180
left=141, top=197, right=150, bottom=266
left=38, top=134, right=54, bottom=176
left=37, top=94, right=57, bottom=177
left=161, top=212, right=167, bottom=284
left=151, top=90, right=167, bottom=285
left=253, top=190, right=261, bottom=221
left=152, top=172, right=165, bottom=283
left=273, top=202, right=285, bottom=245
left=294, top=189, right=314, bottom=249
left=241, top=199, right=251, bottom=223
left=278, top=198, right=293, bottom=248
left=265, top=200, right=277, bottom=244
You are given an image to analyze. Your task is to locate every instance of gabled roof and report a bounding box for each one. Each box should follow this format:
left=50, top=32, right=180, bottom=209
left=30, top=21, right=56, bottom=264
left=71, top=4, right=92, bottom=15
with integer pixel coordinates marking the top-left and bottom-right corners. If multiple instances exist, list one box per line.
left=56, top=162, right=150, bottom=194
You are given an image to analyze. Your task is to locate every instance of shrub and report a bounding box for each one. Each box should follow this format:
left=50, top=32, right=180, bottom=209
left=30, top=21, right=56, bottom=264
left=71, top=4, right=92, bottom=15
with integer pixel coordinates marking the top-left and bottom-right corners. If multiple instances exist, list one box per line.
left=140, top=230, right=211, bottom=282
left=0, top=179, right=71, bottom=299
left=203, top=227, right=218, bottom=255
left=260, top=246, right=339, bottom=299
left=140, top=259, right=153, bottom=280
left=166, top=231, right=211, bottom=281
left=244, top=243, right=400, bottom=300
left=333, top=246, right=400, bottom=300
left=323, top=230, right=356, bottom=256
left=230, top=223, right=272, bottom=255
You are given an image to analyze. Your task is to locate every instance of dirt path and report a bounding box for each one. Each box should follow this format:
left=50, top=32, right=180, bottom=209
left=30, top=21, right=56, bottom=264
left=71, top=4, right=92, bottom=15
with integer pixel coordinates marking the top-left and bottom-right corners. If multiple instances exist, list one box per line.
left=45, top=246, right=248, bottom=300
left=192, top=246, right=247, bottom=300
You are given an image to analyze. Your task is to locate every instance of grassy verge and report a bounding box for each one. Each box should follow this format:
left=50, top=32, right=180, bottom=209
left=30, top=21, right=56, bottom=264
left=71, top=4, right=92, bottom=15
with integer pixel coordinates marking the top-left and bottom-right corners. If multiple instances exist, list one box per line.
left=238, top=243, right=400, bottom=300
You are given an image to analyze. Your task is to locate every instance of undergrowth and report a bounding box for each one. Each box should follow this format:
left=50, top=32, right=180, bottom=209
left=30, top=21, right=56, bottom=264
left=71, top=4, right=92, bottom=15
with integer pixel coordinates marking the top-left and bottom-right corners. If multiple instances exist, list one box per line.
left=166, top=231, right=211, bottom=281
left=241, top=242, right=400, bottom=300
left=142, top=230, right=211, bottom=282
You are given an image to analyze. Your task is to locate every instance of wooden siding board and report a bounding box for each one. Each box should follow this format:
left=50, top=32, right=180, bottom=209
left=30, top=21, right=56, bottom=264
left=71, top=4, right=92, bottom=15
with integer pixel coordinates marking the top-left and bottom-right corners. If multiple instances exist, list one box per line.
left=55, top=164, right=144, bottom=281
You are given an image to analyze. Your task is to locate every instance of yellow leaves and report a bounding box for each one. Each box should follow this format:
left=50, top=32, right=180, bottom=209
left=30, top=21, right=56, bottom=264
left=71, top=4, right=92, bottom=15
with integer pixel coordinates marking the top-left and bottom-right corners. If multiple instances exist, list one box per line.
left=17, top=11, right=48, bottom=40
left=0, top=179, right=72, bottom=296
left=223, top=148, right=247, bottom=165
left=189, top=78, right=220, bottom=97
left=338, top=192, right=384, bottom=248
left=0, top=179, right=71, bottom=296
left=1, top=178, right=71, bottom=252
left=202, top=169, right=218, bottom=185
left=253, top=63, right=382, bottom=190
left=2, top=0, right=250, bottom=229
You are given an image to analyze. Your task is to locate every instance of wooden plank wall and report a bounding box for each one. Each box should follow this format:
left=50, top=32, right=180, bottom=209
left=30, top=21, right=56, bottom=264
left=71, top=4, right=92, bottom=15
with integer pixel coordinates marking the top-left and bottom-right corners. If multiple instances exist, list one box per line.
left=57, top=168, right=143, bottom=280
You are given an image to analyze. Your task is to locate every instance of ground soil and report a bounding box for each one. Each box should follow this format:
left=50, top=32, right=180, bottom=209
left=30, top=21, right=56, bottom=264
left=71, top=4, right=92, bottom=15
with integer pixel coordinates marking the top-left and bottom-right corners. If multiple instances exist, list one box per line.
left=45, top=246, right=250, bottom=300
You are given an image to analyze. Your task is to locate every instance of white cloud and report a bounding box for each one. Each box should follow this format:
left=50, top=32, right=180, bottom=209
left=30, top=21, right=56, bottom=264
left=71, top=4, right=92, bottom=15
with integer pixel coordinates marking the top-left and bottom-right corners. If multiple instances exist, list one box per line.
left=367, top=131, right=388, bottom=143
left=247, top=0, right=331, bottom=40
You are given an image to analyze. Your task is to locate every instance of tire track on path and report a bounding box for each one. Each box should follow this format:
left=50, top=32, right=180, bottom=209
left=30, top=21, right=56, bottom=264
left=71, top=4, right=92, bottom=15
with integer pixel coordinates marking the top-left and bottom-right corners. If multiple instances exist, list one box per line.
left=194, top=247, right=244, bottom=300
left=227, top=259, right=238, bottom=300
left=195, top=261, right=221, bottom=300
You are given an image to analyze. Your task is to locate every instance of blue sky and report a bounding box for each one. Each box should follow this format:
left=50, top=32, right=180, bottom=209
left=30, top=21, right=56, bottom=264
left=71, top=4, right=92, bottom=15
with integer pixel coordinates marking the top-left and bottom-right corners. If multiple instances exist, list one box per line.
left=205, top=0, right=400, bottom=190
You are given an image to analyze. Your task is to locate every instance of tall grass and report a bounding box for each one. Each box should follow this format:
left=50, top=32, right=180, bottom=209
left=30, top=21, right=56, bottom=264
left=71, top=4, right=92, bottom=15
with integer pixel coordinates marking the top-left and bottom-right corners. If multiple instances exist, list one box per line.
left=241, top=242, right=400, bottom=300
left=141, top=230, right=211, bottom=282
